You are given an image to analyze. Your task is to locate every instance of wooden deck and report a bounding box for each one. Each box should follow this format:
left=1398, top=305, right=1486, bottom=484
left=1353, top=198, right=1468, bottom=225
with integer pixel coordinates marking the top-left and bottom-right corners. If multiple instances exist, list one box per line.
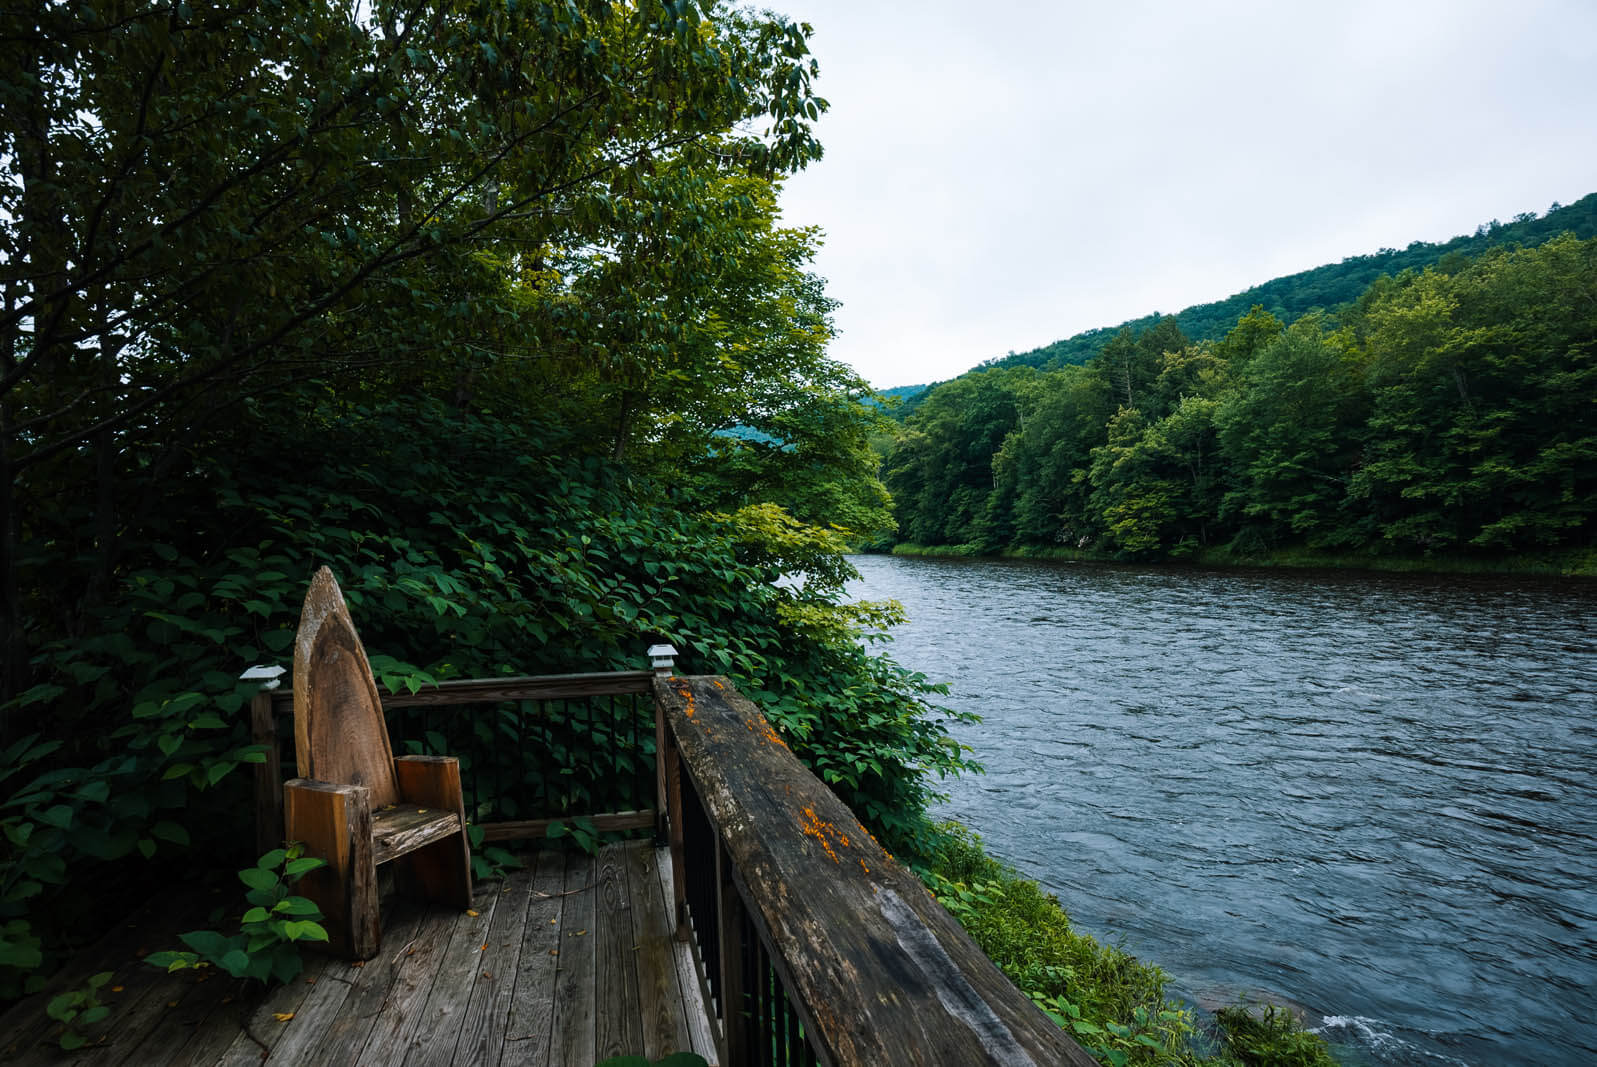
left=0, top=840, right=716, bottom=1065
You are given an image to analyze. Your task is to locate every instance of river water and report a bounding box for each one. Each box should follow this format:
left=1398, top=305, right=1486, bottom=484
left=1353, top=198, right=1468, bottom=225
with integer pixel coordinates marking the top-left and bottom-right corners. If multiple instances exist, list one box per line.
left=845, top=554, right=1597, bottom=1066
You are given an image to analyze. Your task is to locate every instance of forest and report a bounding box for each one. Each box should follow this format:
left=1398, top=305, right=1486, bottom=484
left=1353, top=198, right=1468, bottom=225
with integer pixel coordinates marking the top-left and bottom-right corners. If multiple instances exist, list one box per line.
left=894, top=193, right=1597, bottom=416
left=0, top=0, right=972, bottom=1006
left=881, top=231, right=1597, bottom=565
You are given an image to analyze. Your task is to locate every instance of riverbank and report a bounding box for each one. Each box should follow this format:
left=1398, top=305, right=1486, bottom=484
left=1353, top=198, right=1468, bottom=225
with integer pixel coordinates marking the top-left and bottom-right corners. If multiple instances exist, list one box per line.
left=886, top=541, right=1597, bottom=578
left=926, top=824, right=1339, bottom=1067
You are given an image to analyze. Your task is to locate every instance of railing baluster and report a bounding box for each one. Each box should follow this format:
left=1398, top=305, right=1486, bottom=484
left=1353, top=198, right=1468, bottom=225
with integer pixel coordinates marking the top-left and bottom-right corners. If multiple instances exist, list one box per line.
left=717, top=836, right=751, bottom=1065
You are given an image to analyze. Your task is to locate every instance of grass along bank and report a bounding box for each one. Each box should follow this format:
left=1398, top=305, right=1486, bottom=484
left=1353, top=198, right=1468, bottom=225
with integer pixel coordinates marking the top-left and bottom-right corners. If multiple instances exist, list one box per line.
left=923, top=824, right=1338, bottom=1067
left=884, top=542, right=1597, bottom=578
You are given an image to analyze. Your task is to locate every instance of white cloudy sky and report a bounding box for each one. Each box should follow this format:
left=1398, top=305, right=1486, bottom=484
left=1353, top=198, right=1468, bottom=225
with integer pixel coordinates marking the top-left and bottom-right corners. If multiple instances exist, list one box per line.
left=771, top=0, right=1597, bottom=389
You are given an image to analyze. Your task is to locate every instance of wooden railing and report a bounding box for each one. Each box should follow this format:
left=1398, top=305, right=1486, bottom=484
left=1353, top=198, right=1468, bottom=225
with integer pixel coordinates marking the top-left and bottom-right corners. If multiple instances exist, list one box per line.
left=254, top=667, right=1095, bottom=1065
left=253, top=670, right=658, bottom=857
left=655, top=675, right=1097, bottom=1067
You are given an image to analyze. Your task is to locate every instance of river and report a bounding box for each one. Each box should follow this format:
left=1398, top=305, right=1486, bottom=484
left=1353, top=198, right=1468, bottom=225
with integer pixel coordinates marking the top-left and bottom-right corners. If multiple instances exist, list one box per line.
left=844, top=554, right=1597, bottom=1066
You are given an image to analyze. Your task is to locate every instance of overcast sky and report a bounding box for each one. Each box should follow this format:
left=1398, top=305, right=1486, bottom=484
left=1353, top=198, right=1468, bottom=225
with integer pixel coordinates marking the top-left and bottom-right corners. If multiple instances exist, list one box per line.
left=772, top=0, right=1597, bottom=389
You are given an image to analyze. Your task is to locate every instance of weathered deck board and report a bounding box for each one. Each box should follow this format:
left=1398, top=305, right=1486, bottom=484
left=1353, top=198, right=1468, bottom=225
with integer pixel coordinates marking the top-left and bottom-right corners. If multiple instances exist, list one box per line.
left=450, top=867, right=536, bottom=1066
left=652, top=844, right=719, bottom=1063
left=399, top=874, right=501, bottom=1066
left=548, top=847, right=597, bottom=1067
left=0, top=842, right=710, bottom=1066
left=593, top=846, right=643, bottom=1062
left=504, top=848, right=565, bottom=1061
left=300, top=903, right=429, bottom=1067
left=627, top=839, right=693, bottom=1061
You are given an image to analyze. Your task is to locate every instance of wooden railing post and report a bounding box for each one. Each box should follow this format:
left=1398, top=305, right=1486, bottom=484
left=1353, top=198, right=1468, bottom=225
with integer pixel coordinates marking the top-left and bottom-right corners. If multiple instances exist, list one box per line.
left=252, top=689, right=282, bottom=857
left=663, top=723, right=690, bottom=942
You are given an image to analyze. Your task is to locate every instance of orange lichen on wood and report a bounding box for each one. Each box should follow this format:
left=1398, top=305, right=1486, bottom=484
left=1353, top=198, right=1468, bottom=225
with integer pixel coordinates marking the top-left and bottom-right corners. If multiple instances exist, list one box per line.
left=800, top=804, right=860, bottom=864
left=753, top=716, right=789, bottom=749
left=671, top=679, right=697, bottom=718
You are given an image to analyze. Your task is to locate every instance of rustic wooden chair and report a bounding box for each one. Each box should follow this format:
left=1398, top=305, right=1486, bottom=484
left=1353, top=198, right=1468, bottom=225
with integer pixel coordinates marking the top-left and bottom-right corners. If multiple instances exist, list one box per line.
left=282, top=567, right=472, bottom=959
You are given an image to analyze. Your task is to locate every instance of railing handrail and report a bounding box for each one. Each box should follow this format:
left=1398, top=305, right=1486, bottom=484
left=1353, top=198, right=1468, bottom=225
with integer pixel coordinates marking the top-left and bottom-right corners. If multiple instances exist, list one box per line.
left=263, top=669, right=657, bottom=715
left=656, top=674, right=1097, bottom=1067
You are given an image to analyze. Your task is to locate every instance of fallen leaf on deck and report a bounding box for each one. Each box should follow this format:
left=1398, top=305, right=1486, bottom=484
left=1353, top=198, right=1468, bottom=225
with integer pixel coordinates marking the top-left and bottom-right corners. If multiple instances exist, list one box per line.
left=274, top=1013, right=295, bottom=1023
left=466, top=909, right=479, bottom=917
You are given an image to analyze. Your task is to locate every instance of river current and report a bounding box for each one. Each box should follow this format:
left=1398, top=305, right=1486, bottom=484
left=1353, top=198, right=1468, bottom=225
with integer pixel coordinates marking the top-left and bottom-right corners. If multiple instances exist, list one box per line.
left=845, top=554, right=1597, bottom=1066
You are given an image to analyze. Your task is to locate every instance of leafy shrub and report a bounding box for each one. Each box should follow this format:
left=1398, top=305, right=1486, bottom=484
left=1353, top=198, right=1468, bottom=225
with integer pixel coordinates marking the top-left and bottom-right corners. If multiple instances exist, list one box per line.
left=4, top=397, right=973, bottom=994
left=146, top=844, right=328, bottom=985
left=1212, top=1005, right=1336, bottom=1067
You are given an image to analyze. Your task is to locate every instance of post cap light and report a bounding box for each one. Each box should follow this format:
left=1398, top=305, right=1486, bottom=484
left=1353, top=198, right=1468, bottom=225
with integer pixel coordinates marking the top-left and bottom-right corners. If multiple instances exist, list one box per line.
left=240, top=664, right=286, bottom=690
left=647, top=643, right=678, bottom=675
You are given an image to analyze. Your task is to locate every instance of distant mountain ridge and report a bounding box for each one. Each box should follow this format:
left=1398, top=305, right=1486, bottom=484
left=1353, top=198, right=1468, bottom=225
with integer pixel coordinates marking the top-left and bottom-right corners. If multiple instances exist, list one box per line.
left=888, top=191, right=1597, bottom=414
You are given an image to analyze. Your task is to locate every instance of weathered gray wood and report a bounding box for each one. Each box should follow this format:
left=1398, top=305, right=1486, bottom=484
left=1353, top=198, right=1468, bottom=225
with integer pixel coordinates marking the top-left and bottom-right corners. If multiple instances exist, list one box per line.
left=651, top=843, right=719, bottom=1064
left=627, top=842, right=693, bottom=1061
left=269, top=671, right=656, bottom=721
left=665, top=733, right=689, bottom=941
left=38, top=961, right=185, bottom=1066
left=503, top=849, right=566, bottom=1064
left=258, top=956, right=362, bottom=1066
left=112, top=968, right=247, bottom=1066
left=372, top=804, right=465, bottom=865
left=211, top=953, right=333, bottom=1067
left=656, top=675, right=1100, bottom=1067
left=166, top=977, right=286, bottom=1067
left=594, top=845, right=642, bottom=1062
left=343, top=896, right=456, bottom=1065
left=0, top=844, right=717, bottom=1067
left=548, top=849, right=596, bottom=1067
left=399, top=881, right=501, bottom=1067
left=296, top=900, right=427, bottom=1067
left=449, top=869, right=535, bottom=1067
left=381, top=671, right=655, bottom=707
left=477, top=809, right=655, bottom=843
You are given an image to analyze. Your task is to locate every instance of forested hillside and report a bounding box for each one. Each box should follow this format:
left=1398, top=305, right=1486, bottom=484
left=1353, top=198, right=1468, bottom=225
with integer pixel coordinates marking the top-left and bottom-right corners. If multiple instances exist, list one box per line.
left=0, top=0, right=972, bottom=1000
left=894, top=194, right=1597, bottom=419
left=883, top=234, right=1597, bottom=563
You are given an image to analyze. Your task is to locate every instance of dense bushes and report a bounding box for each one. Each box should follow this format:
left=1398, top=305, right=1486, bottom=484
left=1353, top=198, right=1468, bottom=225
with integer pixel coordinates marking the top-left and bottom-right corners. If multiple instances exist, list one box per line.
left=0, top=393, right=963, bottom=998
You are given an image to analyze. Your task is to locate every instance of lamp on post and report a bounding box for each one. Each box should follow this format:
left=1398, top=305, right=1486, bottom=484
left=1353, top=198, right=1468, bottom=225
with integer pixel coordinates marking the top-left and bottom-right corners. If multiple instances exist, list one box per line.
left=647, top=643, right=678, bottom=676
left=240, top=663, right=286, bottom=690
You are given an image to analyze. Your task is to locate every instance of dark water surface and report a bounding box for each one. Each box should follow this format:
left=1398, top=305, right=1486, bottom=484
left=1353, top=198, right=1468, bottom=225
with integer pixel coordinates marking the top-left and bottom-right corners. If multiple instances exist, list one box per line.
left=846, top=555, right=1597, bottom=1066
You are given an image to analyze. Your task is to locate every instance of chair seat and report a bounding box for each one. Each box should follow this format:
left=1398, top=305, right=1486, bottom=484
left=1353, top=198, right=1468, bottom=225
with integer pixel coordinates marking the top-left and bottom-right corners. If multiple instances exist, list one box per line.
left=372, top=803, right=464, bottom=866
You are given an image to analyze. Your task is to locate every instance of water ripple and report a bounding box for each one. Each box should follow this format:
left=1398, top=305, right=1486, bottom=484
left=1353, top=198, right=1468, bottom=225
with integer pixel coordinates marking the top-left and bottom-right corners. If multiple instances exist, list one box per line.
left=848, top=556, right=1597, bottom=1067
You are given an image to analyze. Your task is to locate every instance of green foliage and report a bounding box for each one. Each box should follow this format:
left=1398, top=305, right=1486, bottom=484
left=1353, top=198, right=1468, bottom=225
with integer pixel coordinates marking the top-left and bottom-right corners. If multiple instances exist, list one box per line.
left=0, top=0, right=957, bottom=1010
left=880, top=232, right=1597, bottom=566
left=594, top=1053, right=710, bottom=1067
left=925, top=824, right=1192, bottom=1065
left=1212, top=1005, right=1337, bottom=1067
left=546, top=816, right=602, bottom=856
left=466, top=824, right=524, bottom=883
left=45, top=971, right=112, bottom=1050
left=146, top=844, right=328, bottom=986
left=962, top=192, right=1597, bottom=378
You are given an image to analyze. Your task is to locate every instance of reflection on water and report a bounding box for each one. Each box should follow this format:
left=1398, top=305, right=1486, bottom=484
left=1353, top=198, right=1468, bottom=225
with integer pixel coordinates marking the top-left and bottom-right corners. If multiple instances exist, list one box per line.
left=847, top=555, right=1597, bottom=1066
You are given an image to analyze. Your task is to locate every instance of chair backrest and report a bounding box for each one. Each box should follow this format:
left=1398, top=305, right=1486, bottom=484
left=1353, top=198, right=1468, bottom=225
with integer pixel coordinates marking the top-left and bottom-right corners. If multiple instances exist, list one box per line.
left=292, top=567, right=401, bottom=809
